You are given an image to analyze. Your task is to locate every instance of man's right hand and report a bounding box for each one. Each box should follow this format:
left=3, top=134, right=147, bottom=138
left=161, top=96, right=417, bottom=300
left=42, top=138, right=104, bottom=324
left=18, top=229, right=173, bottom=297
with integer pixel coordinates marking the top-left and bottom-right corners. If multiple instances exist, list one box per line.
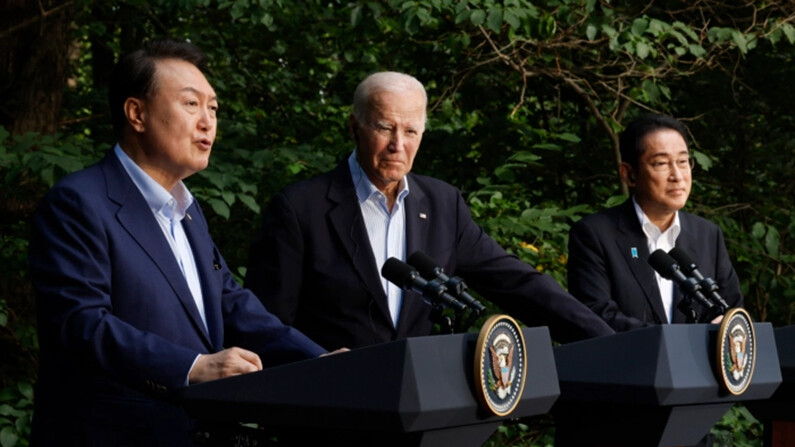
left=188, top=347, right=263, bottom=384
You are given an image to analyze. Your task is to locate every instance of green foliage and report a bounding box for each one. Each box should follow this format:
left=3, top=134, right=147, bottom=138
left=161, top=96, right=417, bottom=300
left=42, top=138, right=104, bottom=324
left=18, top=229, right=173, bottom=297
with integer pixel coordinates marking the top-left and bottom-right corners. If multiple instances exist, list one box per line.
left=484, top=416, right=555, bottom=447
left=0, top=382, right=34, bottom=447
left=2, top=1, right=795, bottom=445
left=711, top=405, right=763, bottom=447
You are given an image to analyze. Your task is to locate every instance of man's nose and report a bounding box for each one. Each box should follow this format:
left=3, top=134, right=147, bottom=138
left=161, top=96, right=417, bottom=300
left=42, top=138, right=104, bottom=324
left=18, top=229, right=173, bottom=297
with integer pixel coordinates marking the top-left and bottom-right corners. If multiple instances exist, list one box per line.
left=388, top=130, right=404, bottom=150
left=198, top=108, right=215, bottom=131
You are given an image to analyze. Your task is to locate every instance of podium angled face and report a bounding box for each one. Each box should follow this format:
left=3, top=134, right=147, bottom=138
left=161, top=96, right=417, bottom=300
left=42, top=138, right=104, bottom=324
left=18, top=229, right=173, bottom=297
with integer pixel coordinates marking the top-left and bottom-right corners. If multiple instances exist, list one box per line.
left=552, top=323, right=782, bottom=447
left=745, top=325, right=795, bottom=447
left=181, top=327, right=560, bottom=447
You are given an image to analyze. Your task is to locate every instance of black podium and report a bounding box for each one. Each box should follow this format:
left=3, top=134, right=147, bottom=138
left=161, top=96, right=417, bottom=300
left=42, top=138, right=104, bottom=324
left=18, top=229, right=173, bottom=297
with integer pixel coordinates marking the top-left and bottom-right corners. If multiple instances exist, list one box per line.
left=552, top=324, right=781, bottom=447
left=746, top=325, right=795, bottom=447
left=181, top=327, right=559, bottom=447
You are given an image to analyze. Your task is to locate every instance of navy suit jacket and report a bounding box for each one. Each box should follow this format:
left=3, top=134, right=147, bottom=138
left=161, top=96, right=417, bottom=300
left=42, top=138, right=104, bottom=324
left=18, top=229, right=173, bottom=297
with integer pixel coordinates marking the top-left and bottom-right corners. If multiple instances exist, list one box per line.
left=245, top=160, right=614, bottom=350
left=567, top=198, right=743, bottom=332
left=28, top=151, right=325, bottom=447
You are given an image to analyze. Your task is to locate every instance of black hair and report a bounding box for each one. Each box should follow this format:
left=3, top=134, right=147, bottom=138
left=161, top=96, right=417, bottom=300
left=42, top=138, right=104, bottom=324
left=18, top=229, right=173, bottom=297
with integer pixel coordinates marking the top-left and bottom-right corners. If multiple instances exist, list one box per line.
left=108, top=38, right=207, bottom=140
left=619, top=113, right=689, bottom=168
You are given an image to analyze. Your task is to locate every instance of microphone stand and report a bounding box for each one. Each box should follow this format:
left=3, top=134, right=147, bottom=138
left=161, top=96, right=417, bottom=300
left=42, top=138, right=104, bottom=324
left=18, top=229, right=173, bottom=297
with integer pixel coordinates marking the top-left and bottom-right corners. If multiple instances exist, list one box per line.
left=429, top=304, right=455, bottom=334
left=676, top=297, right=699, bottom=324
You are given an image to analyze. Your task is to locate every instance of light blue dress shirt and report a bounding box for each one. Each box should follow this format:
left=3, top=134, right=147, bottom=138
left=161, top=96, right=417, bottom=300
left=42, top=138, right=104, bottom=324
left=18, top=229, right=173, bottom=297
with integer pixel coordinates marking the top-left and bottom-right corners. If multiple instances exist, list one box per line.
left=349, top=151, right=409, bottom=328
left=114, top=144, right=207, bottom=331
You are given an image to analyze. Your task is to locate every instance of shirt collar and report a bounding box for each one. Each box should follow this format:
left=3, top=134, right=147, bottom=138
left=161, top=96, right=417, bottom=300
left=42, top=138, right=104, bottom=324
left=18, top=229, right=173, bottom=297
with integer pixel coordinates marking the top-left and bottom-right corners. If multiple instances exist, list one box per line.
left=114, top=144, right=194, bottom=220
left=632, top=195, right=681, bottom=244
left=348, top=150, right=410, bottom=204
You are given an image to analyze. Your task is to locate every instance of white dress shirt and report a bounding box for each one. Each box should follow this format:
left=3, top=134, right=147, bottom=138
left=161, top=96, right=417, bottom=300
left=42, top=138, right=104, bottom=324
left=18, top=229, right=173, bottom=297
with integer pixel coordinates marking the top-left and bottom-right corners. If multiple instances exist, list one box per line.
left=633, top=197, right=681, bottom=323
left=349, top=152, right=409, bottom=327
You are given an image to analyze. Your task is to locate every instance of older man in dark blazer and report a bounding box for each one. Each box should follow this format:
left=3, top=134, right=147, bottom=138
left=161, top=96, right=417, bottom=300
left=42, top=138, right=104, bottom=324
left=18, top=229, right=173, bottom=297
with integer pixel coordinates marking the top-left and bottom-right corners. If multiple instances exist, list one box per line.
left=245, top=71, right=614, bottom=351
left=28, top=39, right=329, bottom=447
left=567, top=113, right=743, bottom=332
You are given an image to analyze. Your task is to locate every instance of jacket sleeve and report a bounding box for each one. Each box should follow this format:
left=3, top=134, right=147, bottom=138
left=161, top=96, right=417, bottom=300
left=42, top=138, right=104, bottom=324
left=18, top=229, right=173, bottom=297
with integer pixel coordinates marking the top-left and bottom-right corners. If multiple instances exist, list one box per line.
left=449, top=189, right=615, bottom=343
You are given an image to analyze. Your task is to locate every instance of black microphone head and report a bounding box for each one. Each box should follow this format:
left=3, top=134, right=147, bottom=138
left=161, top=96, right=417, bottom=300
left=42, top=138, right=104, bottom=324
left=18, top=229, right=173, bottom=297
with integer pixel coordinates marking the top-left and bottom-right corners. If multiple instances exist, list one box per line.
left=407, top=251, right=444, bottom=279
left=648, top=249, right=677, bottom=280
left=668, top=247, right=696, bottom=274
left=381, top=258, right=416, bottom=288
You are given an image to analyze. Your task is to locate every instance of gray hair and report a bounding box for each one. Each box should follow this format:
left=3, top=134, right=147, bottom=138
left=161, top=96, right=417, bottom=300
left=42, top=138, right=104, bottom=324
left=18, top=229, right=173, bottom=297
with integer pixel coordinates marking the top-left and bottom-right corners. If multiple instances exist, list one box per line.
left=352, top=72, right=427, bottom=126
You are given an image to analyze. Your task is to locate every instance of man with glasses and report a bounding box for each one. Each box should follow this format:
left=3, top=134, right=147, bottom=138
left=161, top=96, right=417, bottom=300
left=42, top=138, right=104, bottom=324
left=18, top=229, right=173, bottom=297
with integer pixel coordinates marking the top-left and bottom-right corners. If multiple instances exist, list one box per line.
left=567, top=113, right=743, bottom=332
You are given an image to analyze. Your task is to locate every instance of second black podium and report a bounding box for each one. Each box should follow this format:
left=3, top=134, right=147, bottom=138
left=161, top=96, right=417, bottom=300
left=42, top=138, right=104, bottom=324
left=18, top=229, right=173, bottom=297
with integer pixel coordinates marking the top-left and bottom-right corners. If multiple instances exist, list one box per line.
left=552, top=323, right=782, bottom=447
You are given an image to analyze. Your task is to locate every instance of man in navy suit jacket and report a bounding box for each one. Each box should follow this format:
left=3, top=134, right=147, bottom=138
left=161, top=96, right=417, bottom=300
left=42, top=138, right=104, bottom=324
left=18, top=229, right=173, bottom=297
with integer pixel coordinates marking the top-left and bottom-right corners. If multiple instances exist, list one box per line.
left=28, top=39, right=331, bottom=447
left=245, top=72, right=614, bottom=350
left=567, top=113, right=743, bottom=332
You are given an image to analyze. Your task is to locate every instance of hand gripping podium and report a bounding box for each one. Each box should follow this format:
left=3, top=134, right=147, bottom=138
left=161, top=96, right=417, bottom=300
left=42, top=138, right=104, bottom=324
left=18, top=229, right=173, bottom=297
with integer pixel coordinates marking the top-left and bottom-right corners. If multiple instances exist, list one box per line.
left=180, top=327, right=559, bottom=447
left=552, top=323, right=782, bottom=447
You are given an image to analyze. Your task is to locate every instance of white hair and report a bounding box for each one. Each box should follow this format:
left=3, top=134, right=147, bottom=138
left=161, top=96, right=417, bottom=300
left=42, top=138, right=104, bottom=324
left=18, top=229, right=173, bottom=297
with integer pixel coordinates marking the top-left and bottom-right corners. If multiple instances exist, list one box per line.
left=352, top=71, right=427, bottom=125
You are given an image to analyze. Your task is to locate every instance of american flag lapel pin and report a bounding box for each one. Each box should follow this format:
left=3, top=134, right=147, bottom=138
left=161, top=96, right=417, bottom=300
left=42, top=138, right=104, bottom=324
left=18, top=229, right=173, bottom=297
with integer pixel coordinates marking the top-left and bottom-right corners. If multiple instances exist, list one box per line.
left=631, top=247, right=638, bottom=259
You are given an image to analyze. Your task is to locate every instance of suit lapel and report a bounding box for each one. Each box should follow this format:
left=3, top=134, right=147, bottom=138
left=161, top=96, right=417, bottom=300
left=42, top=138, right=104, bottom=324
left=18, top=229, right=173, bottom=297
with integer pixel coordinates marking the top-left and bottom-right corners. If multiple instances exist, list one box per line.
left=181, top=205, right=224, bottom=349
left=102, top=153, right=213, bottom=348
left=615, top=200, right=668, bottom=324
left=400, top=175, right=431, bottom=331
left=326, top=162, right=393, bottom=327
left=670, top=212, right=696, bottom=323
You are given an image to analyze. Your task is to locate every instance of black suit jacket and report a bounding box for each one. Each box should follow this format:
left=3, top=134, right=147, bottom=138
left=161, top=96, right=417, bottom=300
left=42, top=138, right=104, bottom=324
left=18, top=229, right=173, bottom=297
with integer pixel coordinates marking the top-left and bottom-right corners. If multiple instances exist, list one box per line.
left=245, top=160, right=614, bottom=349
left=567, top=198, right=743, bottom=332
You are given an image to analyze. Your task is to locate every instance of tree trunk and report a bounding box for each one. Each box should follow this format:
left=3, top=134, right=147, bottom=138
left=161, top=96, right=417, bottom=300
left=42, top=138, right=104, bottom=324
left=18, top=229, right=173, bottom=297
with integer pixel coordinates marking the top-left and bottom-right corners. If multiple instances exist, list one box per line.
left=0, top=0, right=74, bottom=135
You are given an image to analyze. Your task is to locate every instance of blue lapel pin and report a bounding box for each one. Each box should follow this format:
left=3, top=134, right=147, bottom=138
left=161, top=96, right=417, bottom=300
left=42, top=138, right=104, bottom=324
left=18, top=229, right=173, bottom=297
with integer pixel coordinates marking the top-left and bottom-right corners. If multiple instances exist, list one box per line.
left=631, top=247, right=638, bottom=259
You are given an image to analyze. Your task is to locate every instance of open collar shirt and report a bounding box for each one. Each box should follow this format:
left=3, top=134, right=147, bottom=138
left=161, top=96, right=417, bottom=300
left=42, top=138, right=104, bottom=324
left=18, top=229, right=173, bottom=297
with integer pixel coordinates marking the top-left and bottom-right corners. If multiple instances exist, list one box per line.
left=348, top=151, right=410, bottom=328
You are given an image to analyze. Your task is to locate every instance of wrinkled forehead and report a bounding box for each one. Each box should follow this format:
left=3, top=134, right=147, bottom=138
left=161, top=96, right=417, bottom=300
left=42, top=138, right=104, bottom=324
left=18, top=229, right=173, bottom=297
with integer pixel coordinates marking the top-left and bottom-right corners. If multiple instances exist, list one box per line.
left=366, top=89, right=426, bottom=125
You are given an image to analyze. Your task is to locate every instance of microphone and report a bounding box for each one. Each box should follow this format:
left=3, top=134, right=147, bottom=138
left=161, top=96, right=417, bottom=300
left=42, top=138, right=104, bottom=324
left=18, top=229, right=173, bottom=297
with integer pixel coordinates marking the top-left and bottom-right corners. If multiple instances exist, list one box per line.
left=668, top=247, right=730, bottom=313
left=381, top=258, right=467, bottom=312
left=406, top=251, right=487, bottom=314
left=648, top=249, right=716, bottom=319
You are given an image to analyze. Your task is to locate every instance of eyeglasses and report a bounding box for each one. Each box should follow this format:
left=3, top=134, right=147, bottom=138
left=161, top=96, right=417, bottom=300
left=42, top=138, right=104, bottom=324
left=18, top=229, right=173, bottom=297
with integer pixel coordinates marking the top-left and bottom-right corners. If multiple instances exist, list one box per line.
left=648, top=157, right=695, bottom=173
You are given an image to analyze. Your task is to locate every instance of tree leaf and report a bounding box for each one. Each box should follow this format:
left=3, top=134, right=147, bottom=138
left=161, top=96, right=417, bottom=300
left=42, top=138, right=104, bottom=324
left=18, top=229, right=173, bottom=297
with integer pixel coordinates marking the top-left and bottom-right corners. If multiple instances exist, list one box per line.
left=470, top=9, right=486, bottom=26
left=636, top=41, right=650, bottom=59
left=0, top=426, right=19, bottom=447
left=689, top=43, right=706, bottom=57
left=631, top=18, right=648, bottom=36
left=586, top=23, right=597, bottom=41
left=782, top=23, right=795, bottom=44
left=487, top=8, right=503, bottom=33
left=238, top=194, right=261, bottom=214
left=504, top=10, right=520, bottom=30
left=751, top=222, right=765, bottom=239
left=208, top=198, right=230, bottom=220
left=731, top=29, right=748, bottom=53
left=765, top=225, right=780, bottom=257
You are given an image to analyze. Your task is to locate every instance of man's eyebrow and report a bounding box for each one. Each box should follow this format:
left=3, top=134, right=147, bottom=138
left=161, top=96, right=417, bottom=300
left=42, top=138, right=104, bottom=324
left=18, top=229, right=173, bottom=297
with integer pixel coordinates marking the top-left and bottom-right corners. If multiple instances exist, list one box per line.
left=181, top=87, right=218, bottom=102
left=648, top=150, right=689, bottom=158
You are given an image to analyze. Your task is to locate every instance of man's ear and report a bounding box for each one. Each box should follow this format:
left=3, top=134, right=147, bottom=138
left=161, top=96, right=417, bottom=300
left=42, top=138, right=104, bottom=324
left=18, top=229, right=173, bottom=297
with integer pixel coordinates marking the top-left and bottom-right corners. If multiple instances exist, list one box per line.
left=124, top=98, right=146, bottom=133
left=619, top=162, right=636, bottom=187
left=348, top=114, right=359, bottom=145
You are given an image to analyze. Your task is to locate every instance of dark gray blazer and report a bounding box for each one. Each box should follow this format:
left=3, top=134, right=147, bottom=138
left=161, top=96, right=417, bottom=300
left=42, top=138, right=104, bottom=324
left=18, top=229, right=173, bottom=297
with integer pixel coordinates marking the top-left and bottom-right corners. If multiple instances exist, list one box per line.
left=567, top=198, right=743, bottom=332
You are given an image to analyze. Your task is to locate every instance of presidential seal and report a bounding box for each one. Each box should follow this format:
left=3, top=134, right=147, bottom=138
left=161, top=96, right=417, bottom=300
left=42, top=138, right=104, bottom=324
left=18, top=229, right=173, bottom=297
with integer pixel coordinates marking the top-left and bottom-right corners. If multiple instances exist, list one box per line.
left=716, top=308, right=756, bottom=395
left=474, top=314, right=527, bottom=416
